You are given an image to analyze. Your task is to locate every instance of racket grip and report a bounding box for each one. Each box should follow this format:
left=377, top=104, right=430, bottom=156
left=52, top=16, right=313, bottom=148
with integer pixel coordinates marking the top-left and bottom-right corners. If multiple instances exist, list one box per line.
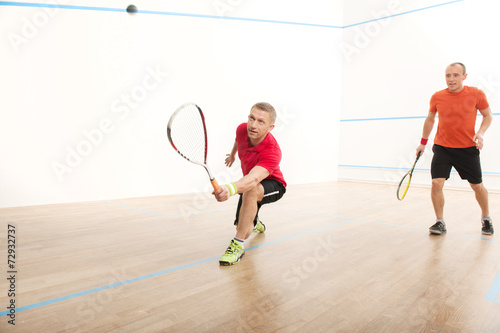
left=211, top=179, right=220, bottom=191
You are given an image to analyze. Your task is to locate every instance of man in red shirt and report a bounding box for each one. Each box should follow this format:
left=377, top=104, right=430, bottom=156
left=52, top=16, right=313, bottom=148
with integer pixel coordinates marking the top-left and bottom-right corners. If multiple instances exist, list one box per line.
left=213, top=102, right=286, bottom=265
left=416, top=62, right=494, bottom=235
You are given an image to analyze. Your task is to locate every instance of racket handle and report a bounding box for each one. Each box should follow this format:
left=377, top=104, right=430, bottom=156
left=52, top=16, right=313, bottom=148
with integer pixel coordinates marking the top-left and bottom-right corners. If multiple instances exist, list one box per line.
left=211, top=179, right=220, bottom=191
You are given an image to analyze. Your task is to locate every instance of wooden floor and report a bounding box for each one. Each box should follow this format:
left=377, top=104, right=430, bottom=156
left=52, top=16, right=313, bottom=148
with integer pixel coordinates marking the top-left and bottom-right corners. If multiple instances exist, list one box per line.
left=1, top=181, right=499, bottom=332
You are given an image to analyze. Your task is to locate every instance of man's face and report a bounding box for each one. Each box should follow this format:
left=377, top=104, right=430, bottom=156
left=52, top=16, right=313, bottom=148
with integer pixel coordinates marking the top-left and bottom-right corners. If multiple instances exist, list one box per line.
left=247, top=107, right=274, bottom=146
left=445, top=65, right=467, bottom=93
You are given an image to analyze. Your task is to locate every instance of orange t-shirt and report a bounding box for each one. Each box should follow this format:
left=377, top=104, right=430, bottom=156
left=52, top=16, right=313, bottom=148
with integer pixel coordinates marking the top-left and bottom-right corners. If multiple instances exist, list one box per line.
left=429, top=86, right=489, bottom=148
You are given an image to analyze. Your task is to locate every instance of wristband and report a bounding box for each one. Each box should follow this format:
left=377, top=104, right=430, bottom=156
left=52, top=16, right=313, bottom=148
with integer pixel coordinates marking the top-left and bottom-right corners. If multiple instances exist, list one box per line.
left=420, top=138, right=428, bottom=145
left=225, top=182, right=238, bottom=196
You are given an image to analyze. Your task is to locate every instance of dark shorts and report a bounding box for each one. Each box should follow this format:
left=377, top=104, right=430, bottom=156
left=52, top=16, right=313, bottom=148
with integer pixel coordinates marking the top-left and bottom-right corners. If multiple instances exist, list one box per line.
left=431, top=144, right=482, bottom=184
left=234, top=179, right=286, bottom=226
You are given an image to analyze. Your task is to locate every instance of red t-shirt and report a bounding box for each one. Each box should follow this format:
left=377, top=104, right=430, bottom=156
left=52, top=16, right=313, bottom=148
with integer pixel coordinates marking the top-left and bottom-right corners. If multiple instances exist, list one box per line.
left=429, top=86, right=489, bottom=148
left=235, top=123, right=286, bottom=187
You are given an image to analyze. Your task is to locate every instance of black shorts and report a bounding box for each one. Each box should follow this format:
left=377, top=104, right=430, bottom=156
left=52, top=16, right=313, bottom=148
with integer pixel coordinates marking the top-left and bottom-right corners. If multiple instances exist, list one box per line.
left=431, top=144, right=483, bottom=184
left=234, top=179, right=286, bottom=226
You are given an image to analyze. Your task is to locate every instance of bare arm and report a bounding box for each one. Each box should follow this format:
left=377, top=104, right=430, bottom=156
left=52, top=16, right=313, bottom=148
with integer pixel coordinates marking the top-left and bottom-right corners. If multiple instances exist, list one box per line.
left=416, top=111, right=436, bottom=156
left=473, top=106, right=493, bottom=150
left=233, top=166, right=269, bottom=194
left=213, top=166, right=270, bottom=202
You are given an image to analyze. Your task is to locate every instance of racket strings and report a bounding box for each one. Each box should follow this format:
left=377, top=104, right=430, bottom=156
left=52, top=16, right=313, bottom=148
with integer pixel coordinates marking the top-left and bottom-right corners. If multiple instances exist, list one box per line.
left=397, top=173, right=411, bottom=200
left=170, top=104, right=207, bottom=164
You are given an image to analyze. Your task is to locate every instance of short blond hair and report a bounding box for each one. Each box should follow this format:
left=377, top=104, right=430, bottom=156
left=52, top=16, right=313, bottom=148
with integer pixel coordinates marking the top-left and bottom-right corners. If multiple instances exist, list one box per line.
left=252, top=102, right=276, bottom=124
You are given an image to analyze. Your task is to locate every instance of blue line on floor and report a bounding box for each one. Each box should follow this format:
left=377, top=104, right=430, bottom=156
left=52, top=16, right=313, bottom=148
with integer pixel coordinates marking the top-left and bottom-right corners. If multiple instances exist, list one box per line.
left=0, top=215, right=354, bottom=317
left=2, top=205, right=497, bottom=318
left=0, top=255, right=221, bottom=317
left=485, top=270, right=500, bottom=304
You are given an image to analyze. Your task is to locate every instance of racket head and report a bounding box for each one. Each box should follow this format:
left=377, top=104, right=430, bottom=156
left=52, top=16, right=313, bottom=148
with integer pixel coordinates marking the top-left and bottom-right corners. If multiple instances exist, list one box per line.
left=397, top=152, right=421, bottom=200
left=397, top=172, right=411, bottom=200
left=167, top=103, right=208, bottom=166
left=167, top=103, right=219, bottom=191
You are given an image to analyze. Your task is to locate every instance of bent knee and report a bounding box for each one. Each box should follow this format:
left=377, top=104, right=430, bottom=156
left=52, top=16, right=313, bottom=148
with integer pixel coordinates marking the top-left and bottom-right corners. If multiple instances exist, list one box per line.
left=241, top=184, right=264, bottom=201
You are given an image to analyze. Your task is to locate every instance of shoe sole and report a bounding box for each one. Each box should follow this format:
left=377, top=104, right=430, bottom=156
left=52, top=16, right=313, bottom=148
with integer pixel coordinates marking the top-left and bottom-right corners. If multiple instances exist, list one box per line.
left=482, top=231, right=494, bottom=235
left=429, top=229, right=446, bottom=235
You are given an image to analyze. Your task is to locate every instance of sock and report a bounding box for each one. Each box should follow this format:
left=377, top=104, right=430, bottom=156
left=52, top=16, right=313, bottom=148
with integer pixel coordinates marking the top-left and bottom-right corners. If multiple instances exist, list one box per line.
left=482, top=216, right=491, bottom=221
left=233, top=237, right=244, bottom=245
left=436, top=218, right=445, bottom=224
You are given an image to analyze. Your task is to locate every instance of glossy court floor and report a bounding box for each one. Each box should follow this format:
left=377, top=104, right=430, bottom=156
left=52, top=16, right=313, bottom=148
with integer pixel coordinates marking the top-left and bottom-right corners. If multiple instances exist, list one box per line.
left=1, top=181, right=499, bottom=332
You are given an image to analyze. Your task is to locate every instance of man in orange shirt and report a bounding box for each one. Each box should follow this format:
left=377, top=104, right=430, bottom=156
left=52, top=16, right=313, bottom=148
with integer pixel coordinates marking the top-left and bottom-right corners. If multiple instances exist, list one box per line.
left=416, top=62, right=494, bottom=235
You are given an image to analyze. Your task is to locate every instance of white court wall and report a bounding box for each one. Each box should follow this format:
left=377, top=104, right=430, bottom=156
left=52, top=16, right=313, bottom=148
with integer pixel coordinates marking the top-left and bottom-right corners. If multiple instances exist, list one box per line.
left=340, top=0, right=500, bottom=192
left=4, top=0, right=499, bottom=209
left=0, top=0, right=343, bottom=208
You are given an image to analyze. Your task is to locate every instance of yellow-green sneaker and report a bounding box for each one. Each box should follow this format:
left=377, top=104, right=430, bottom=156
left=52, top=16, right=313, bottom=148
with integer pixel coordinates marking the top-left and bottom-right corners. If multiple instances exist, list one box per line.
left=219, top=240, right=245, bottom=266
left=253, top=218, right=266, bottom=233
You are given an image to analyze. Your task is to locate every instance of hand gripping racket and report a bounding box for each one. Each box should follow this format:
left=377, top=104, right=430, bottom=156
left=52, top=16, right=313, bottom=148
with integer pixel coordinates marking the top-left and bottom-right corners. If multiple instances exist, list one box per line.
left=167, top=103, right=220, bottom=191
left=397, top=152, right=421, bottom=200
